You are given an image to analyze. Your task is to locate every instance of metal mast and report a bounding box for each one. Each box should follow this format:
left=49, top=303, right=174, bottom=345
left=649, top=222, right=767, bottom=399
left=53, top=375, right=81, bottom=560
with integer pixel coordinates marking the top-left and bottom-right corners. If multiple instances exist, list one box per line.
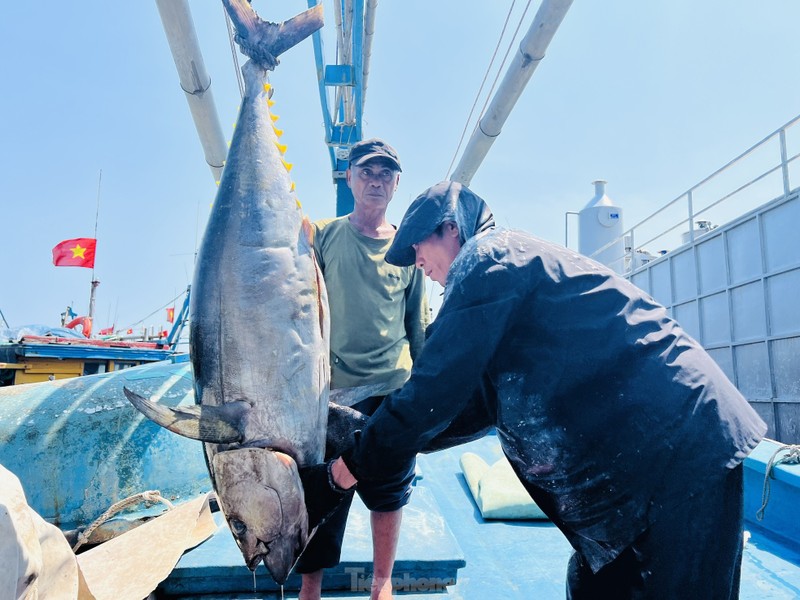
left=156, top=0, right=229, bottom=183
left=451, top=0, right=574, bottom=186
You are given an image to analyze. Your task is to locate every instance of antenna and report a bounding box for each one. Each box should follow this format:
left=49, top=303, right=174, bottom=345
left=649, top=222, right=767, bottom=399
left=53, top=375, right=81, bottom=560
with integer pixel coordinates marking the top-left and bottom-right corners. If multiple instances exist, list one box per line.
left=88, top=170, right=102, bottom=321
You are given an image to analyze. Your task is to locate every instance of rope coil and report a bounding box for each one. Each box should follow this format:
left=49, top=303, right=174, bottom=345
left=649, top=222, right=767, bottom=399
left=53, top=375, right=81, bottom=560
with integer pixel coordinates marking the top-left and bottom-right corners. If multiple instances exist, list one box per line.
left=756, top=444, right=800, bottom=521
left=72, top=490, right=174, bottom=552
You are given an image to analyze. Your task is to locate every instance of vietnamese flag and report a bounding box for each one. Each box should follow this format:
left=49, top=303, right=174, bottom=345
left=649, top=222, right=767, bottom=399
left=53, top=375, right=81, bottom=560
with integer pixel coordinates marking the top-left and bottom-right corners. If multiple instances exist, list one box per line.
left=52, top=238, right=97, bottom=268
left=166, top=307, right=175, bottom=323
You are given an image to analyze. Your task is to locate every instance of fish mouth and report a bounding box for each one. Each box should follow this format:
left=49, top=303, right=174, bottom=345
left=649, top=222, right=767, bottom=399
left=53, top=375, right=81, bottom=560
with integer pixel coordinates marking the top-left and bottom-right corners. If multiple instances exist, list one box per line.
left=247, top=554, right=266, bottom=571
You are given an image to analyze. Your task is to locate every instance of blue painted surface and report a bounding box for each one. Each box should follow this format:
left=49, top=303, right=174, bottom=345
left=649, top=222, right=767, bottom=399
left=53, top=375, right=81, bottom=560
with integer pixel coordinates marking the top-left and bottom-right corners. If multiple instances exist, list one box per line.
left=163, top=436, right=800, bottom=599
left=161, top=486, right=464, bottom=597
left=0, top=360, right=210, bottom=531
left=13, top=342, right=173, bottom=361
left=743, top=439, right=800, bottom=551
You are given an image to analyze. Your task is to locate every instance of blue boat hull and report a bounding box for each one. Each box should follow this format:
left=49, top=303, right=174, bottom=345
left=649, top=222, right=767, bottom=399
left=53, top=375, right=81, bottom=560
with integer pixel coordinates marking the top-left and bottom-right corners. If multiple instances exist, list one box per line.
left=0, top=358, right=210, bottom=533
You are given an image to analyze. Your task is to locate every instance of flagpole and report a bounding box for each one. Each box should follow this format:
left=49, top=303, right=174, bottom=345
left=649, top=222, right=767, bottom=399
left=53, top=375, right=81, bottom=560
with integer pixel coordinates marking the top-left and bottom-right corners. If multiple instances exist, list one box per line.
left=88, top=170, right=102, bottom=322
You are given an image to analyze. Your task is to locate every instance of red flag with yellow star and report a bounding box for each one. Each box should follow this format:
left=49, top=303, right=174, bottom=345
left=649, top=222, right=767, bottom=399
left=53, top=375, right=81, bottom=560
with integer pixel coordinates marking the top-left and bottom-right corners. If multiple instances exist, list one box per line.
left=52, top=238, right=97, bottom=268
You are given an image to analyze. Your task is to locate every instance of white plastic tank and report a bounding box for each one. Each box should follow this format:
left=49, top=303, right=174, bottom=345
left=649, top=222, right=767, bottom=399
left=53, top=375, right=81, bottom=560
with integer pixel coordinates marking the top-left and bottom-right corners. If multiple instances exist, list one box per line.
left=680, top=219, right=717, bottom=244
left=579, top=180, right=625, bottom=273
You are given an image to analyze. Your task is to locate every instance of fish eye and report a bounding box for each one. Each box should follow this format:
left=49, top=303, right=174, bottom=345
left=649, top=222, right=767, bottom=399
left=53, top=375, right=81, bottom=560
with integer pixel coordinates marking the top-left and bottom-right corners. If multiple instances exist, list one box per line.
left=229, top=518, right=247, bottom=536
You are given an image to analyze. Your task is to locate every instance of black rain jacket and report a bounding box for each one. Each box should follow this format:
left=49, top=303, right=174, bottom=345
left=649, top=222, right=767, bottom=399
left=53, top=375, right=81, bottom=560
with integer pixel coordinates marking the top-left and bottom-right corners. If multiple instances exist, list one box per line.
left=345, top=199, right=766, bottom=571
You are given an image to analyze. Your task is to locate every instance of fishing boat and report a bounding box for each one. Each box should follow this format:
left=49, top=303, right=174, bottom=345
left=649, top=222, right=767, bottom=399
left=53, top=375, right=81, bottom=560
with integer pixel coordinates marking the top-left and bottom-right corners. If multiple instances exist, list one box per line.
left=0, top=292, right=189, bottom=387
left=2, top=1, right=799, bottom=598
left=0, top=325, right=178, bottom=386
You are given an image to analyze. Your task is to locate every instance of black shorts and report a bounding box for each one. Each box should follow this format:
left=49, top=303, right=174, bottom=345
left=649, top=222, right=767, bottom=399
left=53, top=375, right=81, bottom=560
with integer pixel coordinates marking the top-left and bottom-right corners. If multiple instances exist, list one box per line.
left=294, top=395, right=415, bottom=574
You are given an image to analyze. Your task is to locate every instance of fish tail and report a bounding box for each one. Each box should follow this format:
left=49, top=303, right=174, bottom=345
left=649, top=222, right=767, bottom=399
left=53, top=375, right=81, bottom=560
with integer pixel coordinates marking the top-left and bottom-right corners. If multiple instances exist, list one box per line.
left=223, top=1, right=324, bottom=71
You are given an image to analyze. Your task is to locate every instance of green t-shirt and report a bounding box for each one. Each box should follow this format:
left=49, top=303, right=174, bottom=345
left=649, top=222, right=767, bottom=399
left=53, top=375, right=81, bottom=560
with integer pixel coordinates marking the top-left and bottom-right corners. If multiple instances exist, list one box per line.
left=313, top=216, right=429, bottom=393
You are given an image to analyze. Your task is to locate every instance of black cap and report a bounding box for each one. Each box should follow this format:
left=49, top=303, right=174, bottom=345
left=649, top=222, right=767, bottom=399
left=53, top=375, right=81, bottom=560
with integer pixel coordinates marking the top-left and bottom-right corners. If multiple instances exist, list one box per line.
left=385, top=182, right=462, bottom=267
left=348, top=138, right=402, bottom=172
left=386, top=181, right=495, bottom=267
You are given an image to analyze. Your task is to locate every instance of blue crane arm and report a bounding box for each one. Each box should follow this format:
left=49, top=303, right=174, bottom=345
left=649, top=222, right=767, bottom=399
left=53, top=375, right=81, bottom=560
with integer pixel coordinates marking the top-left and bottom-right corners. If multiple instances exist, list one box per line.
left=307, top=0, right=366, bottom=215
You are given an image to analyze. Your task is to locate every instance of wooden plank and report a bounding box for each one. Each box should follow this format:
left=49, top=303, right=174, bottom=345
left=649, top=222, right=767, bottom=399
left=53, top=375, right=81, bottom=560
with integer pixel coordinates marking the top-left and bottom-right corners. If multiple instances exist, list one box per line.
left=22, top=359, right=83, bottom=374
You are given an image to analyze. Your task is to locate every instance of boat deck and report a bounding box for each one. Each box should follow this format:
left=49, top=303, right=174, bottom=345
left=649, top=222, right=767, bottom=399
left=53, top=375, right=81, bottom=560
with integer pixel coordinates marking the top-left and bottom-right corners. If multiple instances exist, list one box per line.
left=161, top=434, right=800, bottom=599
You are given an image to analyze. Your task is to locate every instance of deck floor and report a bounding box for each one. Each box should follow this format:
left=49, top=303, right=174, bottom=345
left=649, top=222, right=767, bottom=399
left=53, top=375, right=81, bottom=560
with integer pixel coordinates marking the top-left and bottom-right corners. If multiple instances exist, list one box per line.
left=417, top=436, right=800, bottom=599
left=167, top=434, right=800, bottom=599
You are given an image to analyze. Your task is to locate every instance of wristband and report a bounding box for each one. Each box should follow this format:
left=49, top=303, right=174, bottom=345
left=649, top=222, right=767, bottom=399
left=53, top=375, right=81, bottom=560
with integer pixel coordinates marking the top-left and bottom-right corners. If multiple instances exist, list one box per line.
left=327, top=459, right=354, bottom=493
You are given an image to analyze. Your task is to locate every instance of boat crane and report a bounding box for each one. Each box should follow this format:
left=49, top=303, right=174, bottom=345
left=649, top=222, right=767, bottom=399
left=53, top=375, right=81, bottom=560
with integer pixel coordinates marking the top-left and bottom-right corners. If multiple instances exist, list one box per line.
left=156, top=1, right=573, bottom=214
left=152, top=0, right=574, bottom=338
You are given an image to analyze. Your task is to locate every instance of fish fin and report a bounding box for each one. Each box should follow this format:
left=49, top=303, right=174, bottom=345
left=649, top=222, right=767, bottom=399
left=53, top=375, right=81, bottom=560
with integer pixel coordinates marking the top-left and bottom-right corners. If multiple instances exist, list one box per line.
left=123, top=387, right=244, bottom=444
left=326, top=401, right=369, bottom=457
left=329, top=382, right=391, bottom=407
left=222, top=1, right=324, bottom=71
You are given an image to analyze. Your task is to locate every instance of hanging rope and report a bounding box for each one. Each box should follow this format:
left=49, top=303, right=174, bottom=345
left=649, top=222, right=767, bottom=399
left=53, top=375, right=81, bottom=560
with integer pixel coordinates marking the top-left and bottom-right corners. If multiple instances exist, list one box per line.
left=72, top=490, right=174, bottom=552
left=224, top=4, right=245, bottom=99
left=756, top=444, right=800, bottom=521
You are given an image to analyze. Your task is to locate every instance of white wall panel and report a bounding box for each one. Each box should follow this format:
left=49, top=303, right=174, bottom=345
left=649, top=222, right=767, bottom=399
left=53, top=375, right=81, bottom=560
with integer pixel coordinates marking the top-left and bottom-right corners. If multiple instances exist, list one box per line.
left=763, top=196, right=800, bottom=272
left=671, top=250, right=697, bottom=303
left=771, top=337, right=800, bottom=400
left=674, top=301, right=700, bottom=341
left=631, top=271, right=649, bottom=296
left=650, top=260, right=672, bottom=306
left=700, top=292, right=730, bottom=346
left=697, top=235, right=727, bottom=294
left=734, top=342, right=772, bottom=399
left=727, top=218, right=761, bottom=284
left=707, top=347, right=735, bottom=382
left=731, top=281, right=767, bottom=341
left=767, top=269, right=800, bottom=336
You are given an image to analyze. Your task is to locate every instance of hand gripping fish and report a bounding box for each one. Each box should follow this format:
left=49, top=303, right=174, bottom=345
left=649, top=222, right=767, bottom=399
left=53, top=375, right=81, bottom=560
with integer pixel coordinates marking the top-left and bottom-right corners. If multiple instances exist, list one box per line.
left=124, top=0, right=327, bottom=584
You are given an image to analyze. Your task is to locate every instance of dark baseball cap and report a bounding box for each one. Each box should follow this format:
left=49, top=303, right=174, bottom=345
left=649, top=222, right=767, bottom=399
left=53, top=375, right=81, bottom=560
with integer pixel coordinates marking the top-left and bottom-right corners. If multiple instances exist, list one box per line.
left=386, top=181, right=495, bottom=267
left=348, top=138, right=402, bottom=172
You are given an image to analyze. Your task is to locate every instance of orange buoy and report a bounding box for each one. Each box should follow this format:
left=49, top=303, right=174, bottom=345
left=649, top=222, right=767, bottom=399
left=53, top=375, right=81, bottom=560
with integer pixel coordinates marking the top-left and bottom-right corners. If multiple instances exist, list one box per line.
left=65, top=316, right=93, bottom=338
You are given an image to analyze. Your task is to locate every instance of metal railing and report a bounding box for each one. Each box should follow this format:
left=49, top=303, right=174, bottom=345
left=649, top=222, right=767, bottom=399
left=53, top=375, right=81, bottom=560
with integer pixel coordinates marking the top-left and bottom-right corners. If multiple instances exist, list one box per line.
left=589, top=113, right=800, bottom=274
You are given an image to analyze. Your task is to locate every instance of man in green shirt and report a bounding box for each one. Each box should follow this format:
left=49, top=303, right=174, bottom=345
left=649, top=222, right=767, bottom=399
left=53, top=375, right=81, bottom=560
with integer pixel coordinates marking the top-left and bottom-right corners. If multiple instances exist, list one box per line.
left=296, top=139, right=429, bottom=600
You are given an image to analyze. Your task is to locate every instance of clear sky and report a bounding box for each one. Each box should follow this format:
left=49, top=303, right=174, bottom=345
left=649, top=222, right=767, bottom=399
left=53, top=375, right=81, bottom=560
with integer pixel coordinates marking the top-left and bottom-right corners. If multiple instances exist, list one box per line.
left=2, top=1, right=800, bottom=333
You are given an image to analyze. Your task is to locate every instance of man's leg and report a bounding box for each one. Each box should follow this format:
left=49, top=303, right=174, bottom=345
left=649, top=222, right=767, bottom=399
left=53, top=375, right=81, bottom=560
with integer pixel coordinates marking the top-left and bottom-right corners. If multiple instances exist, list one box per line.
left=298, top=570, right=324, bottom=600
left=567, top=464, right=744, bottom=599
left=369, top=508, right=402, bottom=600
left=296, top=493, right=354, bottom=600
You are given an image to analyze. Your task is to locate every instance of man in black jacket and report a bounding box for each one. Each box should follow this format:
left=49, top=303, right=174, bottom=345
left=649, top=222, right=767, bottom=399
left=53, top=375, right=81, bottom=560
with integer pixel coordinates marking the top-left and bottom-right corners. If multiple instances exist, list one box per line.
left=312, top=180, right=766, bottom=598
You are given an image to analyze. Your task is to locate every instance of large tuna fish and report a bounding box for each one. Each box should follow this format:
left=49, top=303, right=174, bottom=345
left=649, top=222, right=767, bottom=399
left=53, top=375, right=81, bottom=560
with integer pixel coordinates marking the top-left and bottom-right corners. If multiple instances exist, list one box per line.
left=124, top=0, right=327, bottom=584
